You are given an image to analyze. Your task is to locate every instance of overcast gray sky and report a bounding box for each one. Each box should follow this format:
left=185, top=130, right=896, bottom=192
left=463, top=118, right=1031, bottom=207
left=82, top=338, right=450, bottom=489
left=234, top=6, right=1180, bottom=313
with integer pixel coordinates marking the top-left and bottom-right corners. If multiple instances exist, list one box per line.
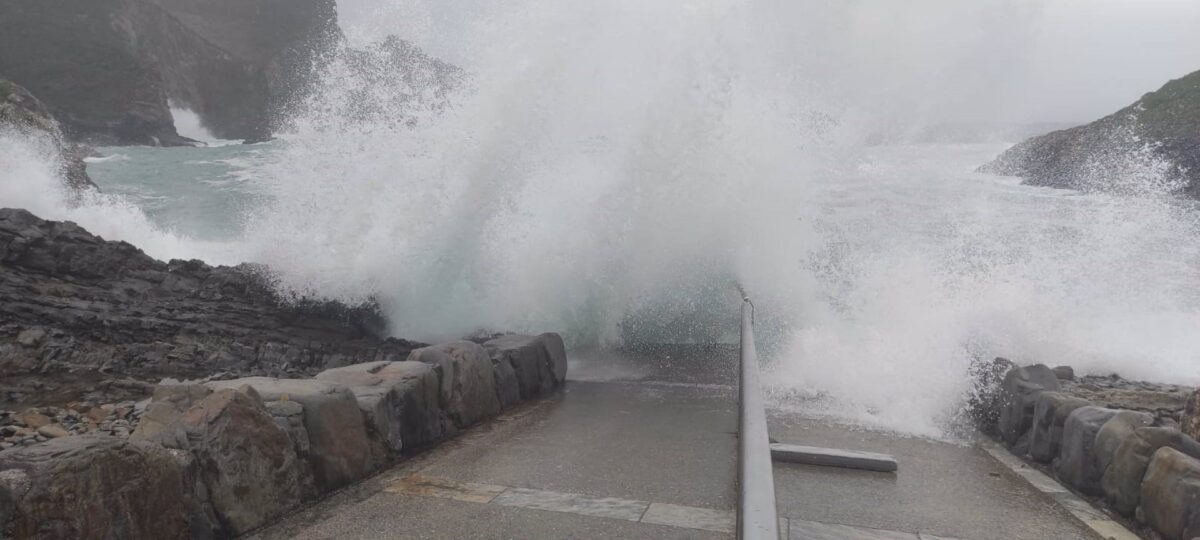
left=334, top=0, right=1200, bottom=124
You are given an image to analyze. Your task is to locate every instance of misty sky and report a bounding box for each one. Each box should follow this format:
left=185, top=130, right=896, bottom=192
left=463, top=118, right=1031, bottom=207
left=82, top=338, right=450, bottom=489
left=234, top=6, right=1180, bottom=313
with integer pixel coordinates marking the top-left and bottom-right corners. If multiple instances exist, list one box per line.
left=335, top=0, right=1200, bottom=124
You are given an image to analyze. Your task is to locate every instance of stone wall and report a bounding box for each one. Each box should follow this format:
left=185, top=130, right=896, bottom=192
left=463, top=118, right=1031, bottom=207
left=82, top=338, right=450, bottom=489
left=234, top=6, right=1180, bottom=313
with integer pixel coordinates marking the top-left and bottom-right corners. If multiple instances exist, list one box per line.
left=1, top=334, right=567, bottom=539
left=977, top=359, right=1200, bottom=540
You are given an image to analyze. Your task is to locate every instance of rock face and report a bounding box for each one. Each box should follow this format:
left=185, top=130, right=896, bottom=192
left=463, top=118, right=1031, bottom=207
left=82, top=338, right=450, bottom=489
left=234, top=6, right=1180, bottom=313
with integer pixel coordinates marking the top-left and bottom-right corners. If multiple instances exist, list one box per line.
left=980, top=69, right=1200, bottom=198
left=0, top=0, right=338, bottom=144
left=0, top=435, right=210, bottom=539
left=206, top=377, right=375, bottom=492
left=1140, top=447, right=1200, bottom=540
left=409, top=341, right=503, bottom=429
left=0, top=208, right=423, bottom=409
left=0, top=80, right=97, bottom=191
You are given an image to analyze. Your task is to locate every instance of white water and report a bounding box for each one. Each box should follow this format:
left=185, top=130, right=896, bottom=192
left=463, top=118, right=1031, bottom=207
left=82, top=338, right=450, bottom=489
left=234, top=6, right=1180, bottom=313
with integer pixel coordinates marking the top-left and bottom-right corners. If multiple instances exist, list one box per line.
left=5, top=0, right=1200, bottom=439
left=171, top=107, right=242, bottom=147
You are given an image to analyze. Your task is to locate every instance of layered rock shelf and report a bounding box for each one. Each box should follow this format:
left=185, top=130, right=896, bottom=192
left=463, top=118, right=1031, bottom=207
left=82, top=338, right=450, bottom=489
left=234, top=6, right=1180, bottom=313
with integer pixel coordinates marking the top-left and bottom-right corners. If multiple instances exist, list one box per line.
left=0, top=209, right=569, bottom=538
left=976, top=358, right=1200, bottom=540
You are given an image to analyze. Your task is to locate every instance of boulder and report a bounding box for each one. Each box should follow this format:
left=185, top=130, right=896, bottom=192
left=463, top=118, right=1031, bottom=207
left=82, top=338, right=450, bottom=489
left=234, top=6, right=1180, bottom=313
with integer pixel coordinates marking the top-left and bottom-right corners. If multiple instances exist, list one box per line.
left=968, top=357, right=1016, bottom=433
left=207, top=377, right=375, bottom=491
left=1140, top=447, right=1200, bottom=540
left=1055, top=406, right=1120, bottom=494
left=1028, top=392, right=1091, bottom=463
left=1103, top=427, right=1200, bottom=516
left=0, top=435, right=210, bottom=539
left=1093, top=410, right=1155, bottom=482
left=171, top=388, right=303, bottom=535
left=1052, top=365, right=1075, bottom=381
left=490, top=353, right=521, bottom=410
left=316, top=360, right=448, bottom=453
left=130, top=383, right=213, bottom=445
left=408, top=342, right=502, bottom=429
left=998, top=364, right=1060, bottom=452
left=1183, top=388, right=1200, bottom=441
left=483, top=333, right=568, bottom=400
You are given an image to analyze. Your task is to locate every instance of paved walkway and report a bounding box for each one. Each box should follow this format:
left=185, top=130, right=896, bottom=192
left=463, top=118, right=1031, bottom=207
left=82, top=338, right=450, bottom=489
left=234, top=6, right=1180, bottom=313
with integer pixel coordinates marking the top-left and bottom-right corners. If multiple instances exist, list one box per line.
left=251, top=347, right=1102, bottom=540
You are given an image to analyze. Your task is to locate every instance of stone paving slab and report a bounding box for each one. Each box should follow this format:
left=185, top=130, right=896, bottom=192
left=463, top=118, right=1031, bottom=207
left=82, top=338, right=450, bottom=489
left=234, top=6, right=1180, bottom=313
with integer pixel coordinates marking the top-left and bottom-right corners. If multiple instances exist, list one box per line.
left=789, top=518, right=919, bottom=539
left=641, top=502, right=736, bottom=533
left=491, top=487, right=649, bottom=522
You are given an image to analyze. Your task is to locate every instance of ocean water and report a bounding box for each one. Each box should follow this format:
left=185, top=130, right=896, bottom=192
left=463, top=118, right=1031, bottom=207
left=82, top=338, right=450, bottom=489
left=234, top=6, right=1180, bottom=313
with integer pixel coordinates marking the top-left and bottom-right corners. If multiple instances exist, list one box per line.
left=3, top=0, right=1199, bottom=439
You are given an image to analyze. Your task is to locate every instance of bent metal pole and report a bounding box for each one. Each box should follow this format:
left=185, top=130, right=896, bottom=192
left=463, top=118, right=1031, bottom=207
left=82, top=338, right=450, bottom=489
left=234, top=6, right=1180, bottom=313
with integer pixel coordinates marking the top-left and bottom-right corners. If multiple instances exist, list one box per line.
left=738, top=297, right=781, bottom=540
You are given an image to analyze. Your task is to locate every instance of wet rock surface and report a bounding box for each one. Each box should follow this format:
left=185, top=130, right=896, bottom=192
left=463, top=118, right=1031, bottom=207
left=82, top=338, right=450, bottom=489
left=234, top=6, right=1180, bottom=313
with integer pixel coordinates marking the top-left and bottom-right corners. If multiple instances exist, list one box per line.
left=0, top=208, right=423, bottom=410
left=0, top=80, right=97, bottom=191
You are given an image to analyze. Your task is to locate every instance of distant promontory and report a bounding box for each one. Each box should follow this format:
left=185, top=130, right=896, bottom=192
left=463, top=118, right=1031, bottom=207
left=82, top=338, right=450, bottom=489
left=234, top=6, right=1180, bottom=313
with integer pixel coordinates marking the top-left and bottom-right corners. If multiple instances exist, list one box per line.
left=980, top=70, right=1200, bottom=198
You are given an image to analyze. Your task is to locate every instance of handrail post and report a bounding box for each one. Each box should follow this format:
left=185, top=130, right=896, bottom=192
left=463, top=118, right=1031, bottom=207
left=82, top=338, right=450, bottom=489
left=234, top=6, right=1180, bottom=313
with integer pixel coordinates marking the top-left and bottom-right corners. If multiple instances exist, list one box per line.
left=738, top=297, right=781, bottom=539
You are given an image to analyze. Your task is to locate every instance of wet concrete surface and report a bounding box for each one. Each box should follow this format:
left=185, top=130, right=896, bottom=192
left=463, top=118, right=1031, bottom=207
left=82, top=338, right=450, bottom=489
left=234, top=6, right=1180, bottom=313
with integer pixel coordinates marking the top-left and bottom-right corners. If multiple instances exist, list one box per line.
left=251, top=346, right=1102, bottom=540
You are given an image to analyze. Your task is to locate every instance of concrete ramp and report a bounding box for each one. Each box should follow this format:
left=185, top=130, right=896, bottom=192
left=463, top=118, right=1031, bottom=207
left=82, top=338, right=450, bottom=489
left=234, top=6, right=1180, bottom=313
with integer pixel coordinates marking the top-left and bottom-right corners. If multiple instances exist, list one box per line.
left=250, top=346, right=1105, bottom=540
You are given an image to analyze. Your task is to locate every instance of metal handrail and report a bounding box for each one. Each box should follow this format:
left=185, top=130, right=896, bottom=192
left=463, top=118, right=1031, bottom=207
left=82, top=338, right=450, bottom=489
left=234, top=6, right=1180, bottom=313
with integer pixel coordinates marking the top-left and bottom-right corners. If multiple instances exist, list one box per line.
left=738, top=297, right=781, bottom=539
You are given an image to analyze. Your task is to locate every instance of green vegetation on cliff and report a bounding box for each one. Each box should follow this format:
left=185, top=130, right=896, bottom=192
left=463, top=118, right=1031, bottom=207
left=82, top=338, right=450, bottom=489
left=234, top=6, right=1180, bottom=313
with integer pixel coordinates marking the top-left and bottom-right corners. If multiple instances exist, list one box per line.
left=981, top=70, right=1200, bottom=198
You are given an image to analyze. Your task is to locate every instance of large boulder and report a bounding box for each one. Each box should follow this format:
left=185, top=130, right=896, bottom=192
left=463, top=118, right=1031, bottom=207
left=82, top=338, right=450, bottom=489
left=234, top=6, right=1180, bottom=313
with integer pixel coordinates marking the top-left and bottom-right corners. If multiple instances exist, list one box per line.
left=1140, top=447, right=1200, bottom=540
left=207, top=377, right=375, bottom=492
left=998, top=364, right=1060, bottom=452
left=1093, top=410, right=1155, bottom=483
left=1028, top=392, right=1091, bottom=463
left=1103, top=427, right=1200, bottom=517
left=408, top=342, right=502, bottom=429
left=483, top=333, right=568, bottom=401
left=168, top=388, right=303, bottom=535
left=1183, top=388, right=1200, bottom=441
left=0, top=435, right=211, bottom=539
left=130, top=383, right=213, bottom=445
left=316, top=360, right=448, bottom=453
left=1055, top=406, right=1120, bottom=494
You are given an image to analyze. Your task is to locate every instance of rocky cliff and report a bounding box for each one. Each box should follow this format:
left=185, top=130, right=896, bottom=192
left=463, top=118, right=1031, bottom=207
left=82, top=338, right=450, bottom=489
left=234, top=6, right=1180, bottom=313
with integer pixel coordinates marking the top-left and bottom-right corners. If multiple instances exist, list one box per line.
left=0, top=207, right=423, bottom=409
left=980, top=70, right=1200, bottom=198
left=0, top=0, right=338, bottom=145
left=0, top=80, right=98, bottom=191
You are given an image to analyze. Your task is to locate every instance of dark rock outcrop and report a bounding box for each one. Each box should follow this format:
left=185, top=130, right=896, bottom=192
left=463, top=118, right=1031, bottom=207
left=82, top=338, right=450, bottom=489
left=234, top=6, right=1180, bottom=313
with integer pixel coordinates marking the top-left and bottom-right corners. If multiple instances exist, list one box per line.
left=1028, top=391, right=1090, bottom=463
left=981, top=69, right=1200, bottom=198
left=0, top=0, right=339, bottom=144
left=0, top=208, right=423, bottom=409
left=0, top=80, right=98, bottom=191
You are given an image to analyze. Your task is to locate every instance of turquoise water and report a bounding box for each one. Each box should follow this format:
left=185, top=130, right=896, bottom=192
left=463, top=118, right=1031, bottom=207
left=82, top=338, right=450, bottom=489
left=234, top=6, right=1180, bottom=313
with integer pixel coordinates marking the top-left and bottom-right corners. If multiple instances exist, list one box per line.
left=85, top=143, right=273, bottom=241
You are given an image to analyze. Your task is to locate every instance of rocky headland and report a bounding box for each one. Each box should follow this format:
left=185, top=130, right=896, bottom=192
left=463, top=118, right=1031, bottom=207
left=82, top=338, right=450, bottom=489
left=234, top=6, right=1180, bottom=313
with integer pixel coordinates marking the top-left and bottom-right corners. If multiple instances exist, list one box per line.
left=0, top=0, right=338, bottom=145
left=980, top=69, right=1200, bottom=198
left=975, top=358, right=1200, bottom=540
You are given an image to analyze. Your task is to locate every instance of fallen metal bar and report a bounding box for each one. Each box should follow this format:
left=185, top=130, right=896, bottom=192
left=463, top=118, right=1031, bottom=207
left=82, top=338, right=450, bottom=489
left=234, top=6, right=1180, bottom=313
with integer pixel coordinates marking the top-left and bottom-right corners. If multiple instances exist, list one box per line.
left=770, top=443, right=899, bottom=473
left=738, top=297, right=781, bottom=540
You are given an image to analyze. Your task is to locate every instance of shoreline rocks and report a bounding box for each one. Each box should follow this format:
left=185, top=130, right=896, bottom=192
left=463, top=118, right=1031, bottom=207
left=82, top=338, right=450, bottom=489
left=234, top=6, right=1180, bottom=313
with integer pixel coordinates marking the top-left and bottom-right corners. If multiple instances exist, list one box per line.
left=0, top=208, right=424, bottom=410
left=974, top=357, right=1200, bottom=539
left=0, top=80, right=98, bottom=191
